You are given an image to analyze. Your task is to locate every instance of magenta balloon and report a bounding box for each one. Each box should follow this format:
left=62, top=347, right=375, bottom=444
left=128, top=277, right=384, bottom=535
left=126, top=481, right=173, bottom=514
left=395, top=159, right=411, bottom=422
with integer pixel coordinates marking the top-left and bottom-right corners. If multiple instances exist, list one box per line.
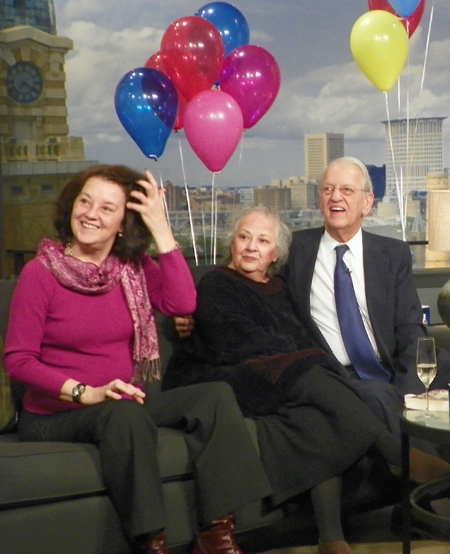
left=219, top=45, right=281, bottom=129
left=184, top=90, right=243, bottom=173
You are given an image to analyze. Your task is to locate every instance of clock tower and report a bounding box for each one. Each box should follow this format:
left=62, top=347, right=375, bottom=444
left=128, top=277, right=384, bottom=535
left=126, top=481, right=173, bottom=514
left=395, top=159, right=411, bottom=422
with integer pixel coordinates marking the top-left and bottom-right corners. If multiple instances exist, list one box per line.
left=0, top=1, right=95, bottom=276
left=0, top=25, right=76, bottom=155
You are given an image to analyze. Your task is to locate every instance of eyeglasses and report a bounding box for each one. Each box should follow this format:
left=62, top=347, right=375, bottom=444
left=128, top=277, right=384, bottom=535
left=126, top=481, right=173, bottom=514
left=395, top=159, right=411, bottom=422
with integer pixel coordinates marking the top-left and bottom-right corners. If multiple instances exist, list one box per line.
left=320, top=185, right=366, bottom=197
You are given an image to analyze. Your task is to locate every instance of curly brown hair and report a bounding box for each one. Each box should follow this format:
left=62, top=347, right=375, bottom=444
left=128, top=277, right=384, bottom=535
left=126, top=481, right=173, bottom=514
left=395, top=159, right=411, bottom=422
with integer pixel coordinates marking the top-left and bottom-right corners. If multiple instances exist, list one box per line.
left=54, top=165, right=152, bottom=263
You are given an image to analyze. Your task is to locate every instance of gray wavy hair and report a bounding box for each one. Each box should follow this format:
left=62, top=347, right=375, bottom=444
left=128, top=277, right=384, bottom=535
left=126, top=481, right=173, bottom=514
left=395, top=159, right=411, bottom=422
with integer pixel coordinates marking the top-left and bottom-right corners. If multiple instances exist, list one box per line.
left=222, top=205, right=292, bottom=278
left=321, top=156, right=373, bottom=193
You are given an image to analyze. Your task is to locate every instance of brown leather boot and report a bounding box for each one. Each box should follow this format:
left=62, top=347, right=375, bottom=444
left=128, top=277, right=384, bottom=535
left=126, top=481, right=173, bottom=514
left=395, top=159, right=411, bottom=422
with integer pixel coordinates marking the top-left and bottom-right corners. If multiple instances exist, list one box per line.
left=192, top=516, right=243, bottom=554
left=148, top=533, right=170, bottom=554
left=131, top=533, right=170, bottom=554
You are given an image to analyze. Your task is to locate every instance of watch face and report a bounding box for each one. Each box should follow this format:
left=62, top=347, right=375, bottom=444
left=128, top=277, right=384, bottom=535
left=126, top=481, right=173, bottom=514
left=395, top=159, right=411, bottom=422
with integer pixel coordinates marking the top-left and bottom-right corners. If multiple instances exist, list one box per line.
left=6, top=61, right=44, bottom=104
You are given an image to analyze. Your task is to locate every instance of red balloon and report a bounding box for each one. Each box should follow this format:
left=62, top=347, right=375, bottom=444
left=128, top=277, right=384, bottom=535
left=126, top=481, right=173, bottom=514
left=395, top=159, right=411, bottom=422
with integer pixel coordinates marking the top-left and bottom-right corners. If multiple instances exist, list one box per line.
left=161, top=16, right=225, bottom=102
left=219, top=45, right=281, bottom=130
left=173, top=92, right=187, bottom=132
left=368, top=0, right=425, bottom=37
left=184, top=90, right=243, bottom=173
left=145, top=51, right=187, bottom=131
left=144, top=51, right=165, bottom=72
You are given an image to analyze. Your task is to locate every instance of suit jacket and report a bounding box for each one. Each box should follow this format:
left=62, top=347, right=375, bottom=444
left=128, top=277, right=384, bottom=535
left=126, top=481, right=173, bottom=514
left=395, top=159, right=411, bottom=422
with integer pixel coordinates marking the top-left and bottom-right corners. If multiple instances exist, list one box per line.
left=282, top=226, right=439, bottom=395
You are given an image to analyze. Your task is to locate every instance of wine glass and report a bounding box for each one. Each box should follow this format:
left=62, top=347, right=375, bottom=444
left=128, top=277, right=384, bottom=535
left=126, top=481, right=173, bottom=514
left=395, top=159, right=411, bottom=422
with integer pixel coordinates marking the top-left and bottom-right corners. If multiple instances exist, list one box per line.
left=416, top=337, right=438, bottom=420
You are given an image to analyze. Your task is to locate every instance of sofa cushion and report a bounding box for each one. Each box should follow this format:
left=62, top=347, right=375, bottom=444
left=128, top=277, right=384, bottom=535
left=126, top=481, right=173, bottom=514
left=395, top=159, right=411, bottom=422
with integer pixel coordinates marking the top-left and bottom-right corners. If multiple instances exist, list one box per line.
left=0, top=416, right=259, bottom=510
left=0, top=335, right=16, bottom=433
left=0, top=424, right=196, bottom=509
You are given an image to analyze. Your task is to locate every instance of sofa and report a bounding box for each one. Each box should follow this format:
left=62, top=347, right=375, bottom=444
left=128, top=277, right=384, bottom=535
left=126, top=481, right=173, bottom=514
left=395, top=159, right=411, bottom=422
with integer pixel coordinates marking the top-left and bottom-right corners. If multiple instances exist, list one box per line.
left=1, top=270, right=447, bottom=554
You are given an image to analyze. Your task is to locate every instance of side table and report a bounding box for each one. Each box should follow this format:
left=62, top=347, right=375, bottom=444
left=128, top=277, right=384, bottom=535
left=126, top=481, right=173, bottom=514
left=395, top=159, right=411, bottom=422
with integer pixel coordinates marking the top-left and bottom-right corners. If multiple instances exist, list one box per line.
left=400, top=409, right=450, bottom=554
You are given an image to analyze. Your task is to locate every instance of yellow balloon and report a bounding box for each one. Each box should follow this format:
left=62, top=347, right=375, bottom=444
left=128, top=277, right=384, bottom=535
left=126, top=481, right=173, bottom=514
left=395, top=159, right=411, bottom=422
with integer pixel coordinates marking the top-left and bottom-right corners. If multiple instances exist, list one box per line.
left=350, top=10, right=409, bottom=93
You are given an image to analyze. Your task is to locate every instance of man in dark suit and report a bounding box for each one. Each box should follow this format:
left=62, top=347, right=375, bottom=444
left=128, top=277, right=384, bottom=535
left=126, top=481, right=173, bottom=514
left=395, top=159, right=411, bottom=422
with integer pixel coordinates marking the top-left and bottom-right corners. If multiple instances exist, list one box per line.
left=282, top=156, right=450, bottom=438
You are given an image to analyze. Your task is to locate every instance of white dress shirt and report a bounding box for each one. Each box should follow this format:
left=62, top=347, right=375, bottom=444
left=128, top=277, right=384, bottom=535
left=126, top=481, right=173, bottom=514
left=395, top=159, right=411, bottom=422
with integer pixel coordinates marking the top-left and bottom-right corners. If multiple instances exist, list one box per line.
left=310, top=229, right=380, bottom=366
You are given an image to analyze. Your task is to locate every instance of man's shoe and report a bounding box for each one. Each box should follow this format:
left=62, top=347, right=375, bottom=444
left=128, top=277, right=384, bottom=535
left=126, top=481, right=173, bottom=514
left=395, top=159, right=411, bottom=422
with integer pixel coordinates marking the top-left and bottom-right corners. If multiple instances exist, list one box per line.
left=192, top=515, right=243, bottom=554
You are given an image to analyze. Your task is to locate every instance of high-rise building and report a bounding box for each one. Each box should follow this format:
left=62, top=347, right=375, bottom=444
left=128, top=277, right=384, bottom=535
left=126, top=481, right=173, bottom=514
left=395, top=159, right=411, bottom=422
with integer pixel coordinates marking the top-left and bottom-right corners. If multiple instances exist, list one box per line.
left=254, top=187, right=291, bottom=211
left=0, top=0, right=56, bottom=34
left=304, top=133, right=344, bottom=180
left=382, top=117, right=446, bottom=200
left=366, top=165, right=386, bottom=199
left=271, top=177, right=318, bottom=209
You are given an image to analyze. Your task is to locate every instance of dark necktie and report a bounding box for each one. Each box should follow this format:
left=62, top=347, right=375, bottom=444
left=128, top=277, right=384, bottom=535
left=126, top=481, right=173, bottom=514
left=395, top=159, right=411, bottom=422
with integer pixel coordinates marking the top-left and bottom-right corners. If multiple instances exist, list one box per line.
left=334, top=244, right=390, bottom=382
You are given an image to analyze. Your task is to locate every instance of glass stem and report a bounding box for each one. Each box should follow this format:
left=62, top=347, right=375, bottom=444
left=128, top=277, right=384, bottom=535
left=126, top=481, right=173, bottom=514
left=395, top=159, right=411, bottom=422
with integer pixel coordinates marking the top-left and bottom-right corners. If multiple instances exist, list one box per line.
left=425, top=386, right=430, bottom=416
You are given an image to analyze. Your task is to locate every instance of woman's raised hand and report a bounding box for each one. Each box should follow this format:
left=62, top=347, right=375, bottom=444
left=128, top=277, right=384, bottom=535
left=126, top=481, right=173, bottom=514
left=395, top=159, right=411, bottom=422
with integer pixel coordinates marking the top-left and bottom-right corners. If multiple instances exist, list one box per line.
left=127, top=169, right=178, bottom=254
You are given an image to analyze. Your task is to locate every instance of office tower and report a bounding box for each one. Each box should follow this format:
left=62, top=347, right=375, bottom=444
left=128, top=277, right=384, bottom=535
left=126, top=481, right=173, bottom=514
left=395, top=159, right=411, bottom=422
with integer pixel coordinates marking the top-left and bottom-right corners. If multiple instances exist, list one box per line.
left=305, top=133, right=344, bottom=180
left=271, top=177, right=318, bottom=209
left=366, top=165, right=386, bottom=199
left=254, top=187, right=291, bottom=210
left=0, top=0, right=56, bottom=34
left=382, top=117, right=446, bottom=200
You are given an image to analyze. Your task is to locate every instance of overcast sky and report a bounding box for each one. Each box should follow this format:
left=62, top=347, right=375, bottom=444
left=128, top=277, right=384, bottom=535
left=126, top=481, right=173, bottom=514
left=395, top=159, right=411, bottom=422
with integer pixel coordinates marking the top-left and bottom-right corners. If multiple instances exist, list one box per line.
left=54, top=0, right=450, bottom=189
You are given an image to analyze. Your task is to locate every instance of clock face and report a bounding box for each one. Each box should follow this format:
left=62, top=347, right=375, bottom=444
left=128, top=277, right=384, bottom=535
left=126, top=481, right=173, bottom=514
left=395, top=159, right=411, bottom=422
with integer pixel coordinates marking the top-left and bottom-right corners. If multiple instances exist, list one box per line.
left=6, top=61, right=44, bottom=104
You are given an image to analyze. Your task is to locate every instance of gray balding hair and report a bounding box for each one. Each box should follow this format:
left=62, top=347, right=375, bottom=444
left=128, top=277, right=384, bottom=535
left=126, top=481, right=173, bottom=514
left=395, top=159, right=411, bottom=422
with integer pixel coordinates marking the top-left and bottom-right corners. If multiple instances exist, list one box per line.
left=321, top=156, right=373, bottom=193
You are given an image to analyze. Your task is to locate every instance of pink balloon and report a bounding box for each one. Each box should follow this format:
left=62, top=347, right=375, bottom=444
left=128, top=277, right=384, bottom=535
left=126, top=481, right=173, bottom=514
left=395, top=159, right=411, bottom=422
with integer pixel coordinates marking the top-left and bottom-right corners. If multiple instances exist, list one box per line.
left=219, top=45, right=281, bottom=129
left=184, top=90, right=243, bottom=173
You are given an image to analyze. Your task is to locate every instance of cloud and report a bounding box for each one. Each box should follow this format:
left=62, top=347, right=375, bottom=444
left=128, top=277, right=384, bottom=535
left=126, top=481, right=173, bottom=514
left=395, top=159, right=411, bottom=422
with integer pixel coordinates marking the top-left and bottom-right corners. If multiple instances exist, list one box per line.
left=53, top=0, right=449, bottom=185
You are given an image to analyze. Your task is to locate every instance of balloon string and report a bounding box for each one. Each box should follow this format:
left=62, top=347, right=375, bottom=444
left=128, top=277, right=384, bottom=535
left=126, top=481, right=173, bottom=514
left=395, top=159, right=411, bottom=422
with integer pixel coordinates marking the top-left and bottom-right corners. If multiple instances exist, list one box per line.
left=213, top=176, right=218, bottom=265
left=405, top=22, right=410, bottom=205
left=385, top=92, right=406, bottom=242
left=201, top=205, right=207, bottom=265
left=421, top=0, right=434, bottom=92
left=238, top=132, right=245, bottom=164
left=210, top=173, right=216, bottom=265
left=157, top=172, right=171, bottom=227
left=405, top=0, right=434, bottom=219
left=178, top=138, right=198, bottom=265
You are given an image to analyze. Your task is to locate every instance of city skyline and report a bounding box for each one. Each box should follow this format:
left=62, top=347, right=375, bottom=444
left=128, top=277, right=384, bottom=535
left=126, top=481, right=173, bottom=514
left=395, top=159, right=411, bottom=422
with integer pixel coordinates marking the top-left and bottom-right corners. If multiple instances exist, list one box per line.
left=54, top=0, right=449, bottom=188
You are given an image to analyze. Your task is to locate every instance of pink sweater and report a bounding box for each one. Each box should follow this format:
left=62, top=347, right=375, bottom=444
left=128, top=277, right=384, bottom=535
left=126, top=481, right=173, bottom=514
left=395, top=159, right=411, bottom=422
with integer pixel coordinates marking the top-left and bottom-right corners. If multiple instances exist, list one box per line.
left=4, top=250, right=196, bottom=415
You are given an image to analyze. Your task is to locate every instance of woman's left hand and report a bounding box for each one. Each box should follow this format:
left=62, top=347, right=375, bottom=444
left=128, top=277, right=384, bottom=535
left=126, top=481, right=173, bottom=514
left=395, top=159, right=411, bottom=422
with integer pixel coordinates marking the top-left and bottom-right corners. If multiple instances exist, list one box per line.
left=127, top=169, right=178, bottom=254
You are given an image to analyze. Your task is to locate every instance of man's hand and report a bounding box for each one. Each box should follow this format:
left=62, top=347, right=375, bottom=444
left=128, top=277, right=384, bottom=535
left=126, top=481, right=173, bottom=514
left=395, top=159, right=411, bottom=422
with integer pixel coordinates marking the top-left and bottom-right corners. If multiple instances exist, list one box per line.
left=174, top=315, right=195, bottom=338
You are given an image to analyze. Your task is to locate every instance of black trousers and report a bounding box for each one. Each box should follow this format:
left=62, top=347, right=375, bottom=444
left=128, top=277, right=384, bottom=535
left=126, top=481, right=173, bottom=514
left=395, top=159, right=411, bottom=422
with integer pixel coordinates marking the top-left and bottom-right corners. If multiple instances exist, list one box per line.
left=343, top=366, right=438, bottom=456
left=18, top=382, right=272, bottom=541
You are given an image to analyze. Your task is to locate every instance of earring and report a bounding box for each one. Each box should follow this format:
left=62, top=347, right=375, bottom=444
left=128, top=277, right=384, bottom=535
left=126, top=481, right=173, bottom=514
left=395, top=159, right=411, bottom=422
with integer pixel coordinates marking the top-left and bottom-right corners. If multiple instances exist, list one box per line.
left=118, top=232, right=123, bottom=238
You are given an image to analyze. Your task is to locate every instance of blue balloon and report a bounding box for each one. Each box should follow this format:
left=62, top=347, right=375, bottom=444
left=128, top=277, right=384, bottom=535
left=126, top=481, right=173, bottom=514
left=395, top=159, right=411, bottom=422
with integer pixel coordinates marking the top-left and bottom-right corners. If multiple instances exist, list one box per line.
left=114, top=67, right=178, bottom=159
left=195, top=2, right=250, bottom=57
left=388, top=0, right=422, bottom=17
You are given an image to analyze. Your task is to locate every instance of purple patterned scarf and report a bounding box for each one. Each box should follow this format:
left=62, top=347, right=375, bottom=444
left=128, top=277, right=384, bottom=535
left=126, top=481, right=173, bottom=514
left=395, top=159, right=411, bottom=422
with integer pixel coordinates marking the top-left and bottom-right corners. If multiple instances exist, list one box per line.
left=36, top=238, right=160, bottom=384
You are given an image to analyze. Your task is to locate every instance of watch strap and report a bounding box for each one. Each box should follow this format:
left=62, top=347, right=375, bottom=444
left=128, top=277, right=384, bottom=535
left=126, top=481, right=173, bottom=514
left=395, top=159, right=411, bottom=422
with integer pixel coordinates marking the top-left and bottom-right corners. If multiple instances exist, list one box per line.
left=72, top=383, right=86, bottom=404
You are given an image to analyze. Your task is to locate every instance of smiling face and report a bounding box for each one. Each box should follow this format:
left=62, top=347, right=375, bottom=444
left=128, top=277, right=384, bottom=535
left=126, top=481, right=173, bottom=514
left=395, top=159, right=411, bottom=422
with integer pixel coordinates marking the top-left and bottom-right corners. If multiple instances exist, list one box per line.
left=70, top=177, right=126, bottom=263
left=320, top=162, right=374, bottom=243
left=228, top=212, right=279, bottom=283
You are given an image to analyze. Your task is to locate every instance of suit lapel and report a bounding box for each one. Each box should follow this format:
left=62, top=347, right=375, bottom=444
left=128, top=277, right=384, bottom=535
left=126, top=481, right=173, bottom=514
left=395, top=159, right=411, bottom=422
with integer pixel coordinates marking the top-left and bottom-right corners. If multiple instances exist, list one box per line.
left=289, top=228, right=331, bottom=350
left=362, top=231, right=392, bottom=366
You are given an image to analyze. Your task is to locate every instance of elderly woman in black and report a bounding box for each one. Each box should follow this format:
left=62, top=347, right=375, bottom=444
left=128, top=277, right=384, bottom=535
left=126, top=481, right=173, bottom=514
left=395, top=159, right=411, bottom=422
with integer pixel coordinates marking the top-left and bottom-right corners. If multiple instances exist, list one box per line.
left=163, top=205, right=450, bottom=554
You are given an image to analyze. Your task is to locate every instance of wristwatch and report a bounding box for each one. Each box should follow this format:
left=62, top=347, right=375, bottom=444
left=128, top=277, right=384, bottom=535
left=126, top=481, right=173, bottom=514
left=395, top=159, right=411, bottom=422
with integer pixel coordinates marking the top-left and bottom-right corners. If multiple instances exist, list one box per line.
left=72, top=383, right=86, bottom=404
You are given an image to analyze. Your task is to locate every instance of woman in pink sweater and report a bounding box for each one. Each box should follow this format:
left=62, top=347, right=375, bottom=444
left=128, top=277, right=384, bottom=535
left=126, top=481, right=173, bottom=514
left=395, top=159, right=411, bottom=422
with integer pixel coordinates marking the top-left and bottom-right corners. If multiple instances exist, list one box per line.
left=4, top=165, right=271, bottom=554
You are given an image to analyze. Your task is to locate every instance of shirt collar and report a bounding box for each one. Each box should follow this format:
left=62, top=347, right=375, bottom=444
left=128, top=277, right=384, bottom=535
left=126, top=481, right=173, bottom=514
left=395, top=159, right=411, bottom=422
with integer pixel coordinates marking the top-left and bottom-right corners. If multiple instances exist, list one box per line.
left=323, top=228, right=363, bottom=260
